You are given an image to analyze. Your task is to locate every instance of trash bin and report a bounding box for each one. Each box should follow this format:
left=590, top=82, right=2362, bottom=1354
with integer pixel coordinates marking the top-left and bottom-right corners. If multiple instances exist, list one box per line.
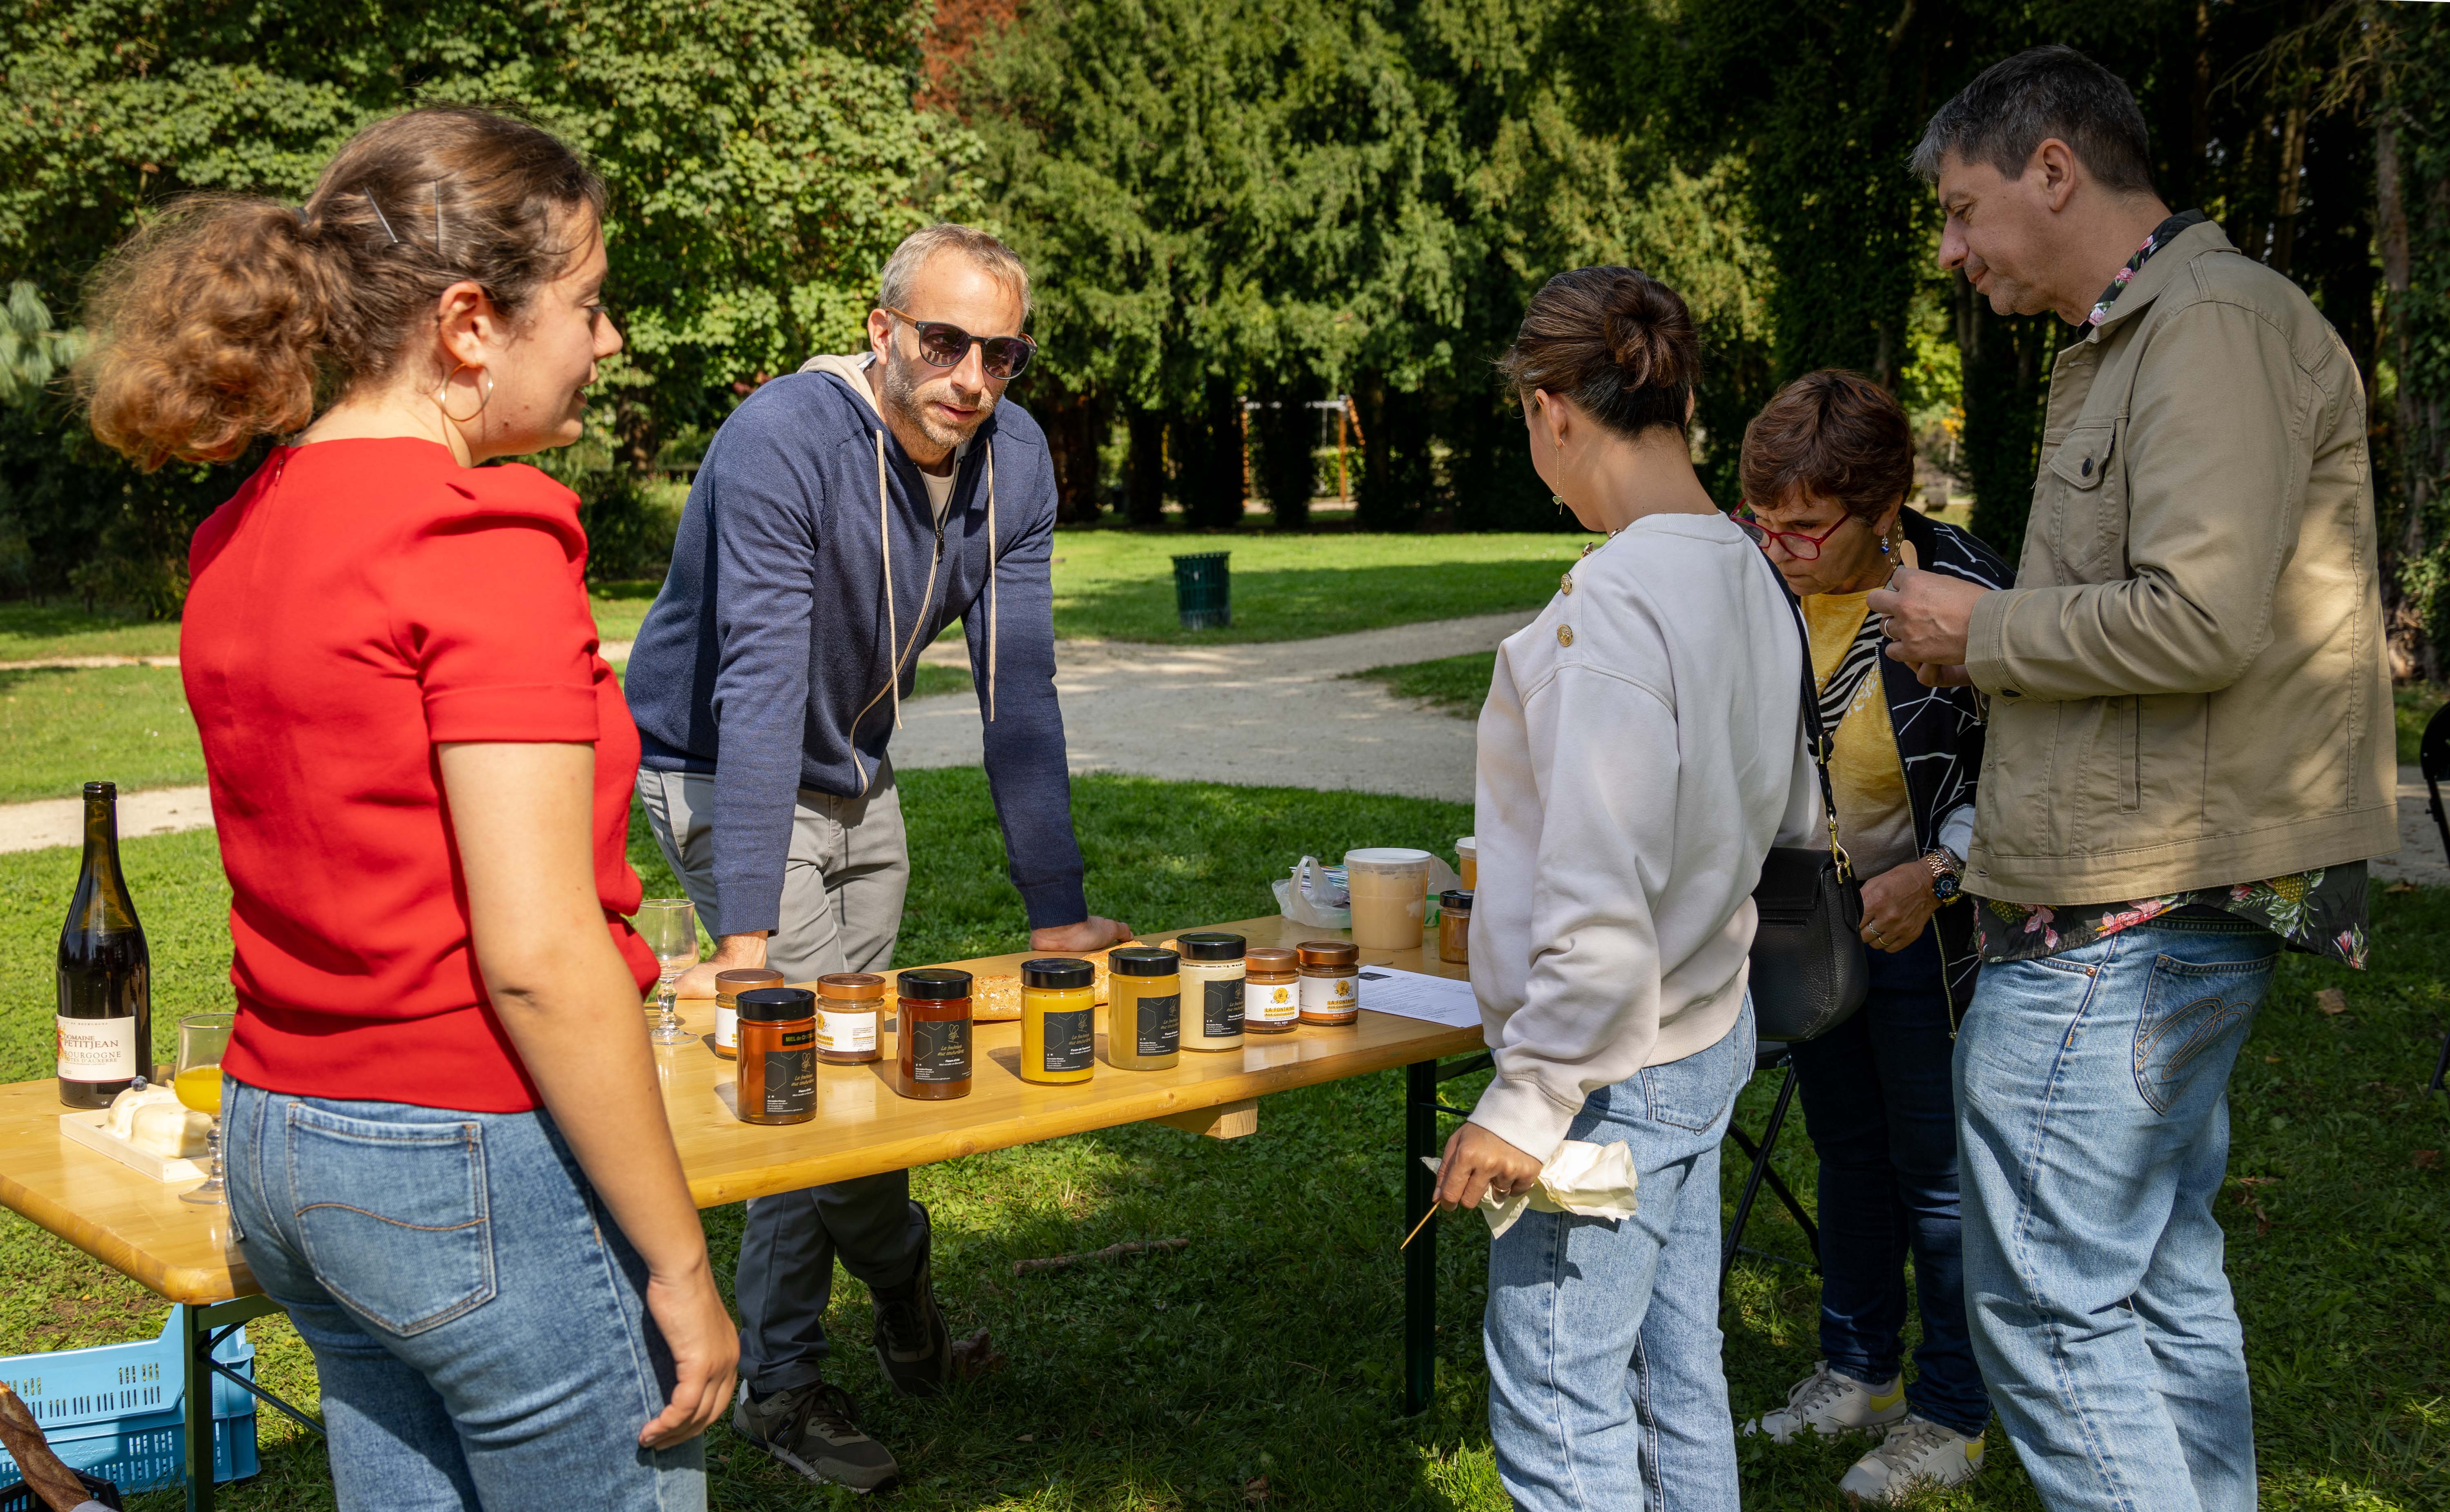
left=1172, top=551, right=1232, bottom=630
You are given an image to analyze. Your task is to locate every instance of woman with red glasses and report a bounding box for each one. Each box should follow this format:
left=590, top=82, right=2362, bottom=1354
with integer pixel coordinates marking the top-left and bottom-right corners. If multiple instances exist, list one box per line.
left=1731, top=370, right=2011, bottom=1503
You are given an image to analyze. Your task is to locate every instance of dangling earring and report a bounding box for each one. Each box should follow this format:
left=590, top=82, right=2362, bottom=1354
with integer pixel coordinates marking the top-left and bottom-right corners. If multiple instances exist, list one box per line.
left=437, top=361, right=492, bottom=425
left=1879, top=534, right=1892, bottom=555
left=1553, top=495, right=1566, bottom=514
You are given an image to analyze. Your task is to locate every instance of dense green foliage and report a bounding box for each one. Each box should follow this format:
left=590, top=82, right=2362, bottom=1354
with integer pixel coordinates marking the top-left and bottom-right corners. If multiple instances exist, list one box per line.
left=0, top=0, right=974, bottom=599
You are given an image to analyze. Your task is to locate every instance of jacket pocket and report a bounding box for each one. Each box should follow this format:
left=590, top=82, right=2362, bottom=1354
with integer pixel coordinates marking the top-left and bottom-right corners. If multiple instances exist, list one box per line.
left=2044, top=422, right=2123, bottom=581
left=287, top=1104, right=496, bottom=1337
left=2132, top=953, right=2274, bottom=1115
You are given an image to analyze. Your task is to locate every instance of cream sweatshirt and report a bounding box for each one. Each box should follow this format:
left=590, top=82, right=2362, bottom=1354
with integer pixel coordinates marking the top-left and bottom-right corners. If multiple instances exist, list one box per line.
left=1466, top=511, right=1821, bottom=1162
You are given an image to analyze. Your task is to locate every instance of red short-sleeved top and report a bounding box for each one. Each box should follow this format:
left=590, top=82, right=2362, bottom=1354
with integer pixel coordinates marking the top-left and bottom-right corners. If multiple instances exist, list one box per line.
left=181, top=438, right=658, bottom=1113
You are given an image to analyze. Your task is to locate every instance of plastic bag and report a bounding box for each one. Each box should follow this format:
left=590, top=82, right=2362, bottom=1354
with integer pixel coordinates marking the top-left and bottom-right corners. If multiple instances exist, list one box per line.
left=1273, top=856, right=1351, bottom=928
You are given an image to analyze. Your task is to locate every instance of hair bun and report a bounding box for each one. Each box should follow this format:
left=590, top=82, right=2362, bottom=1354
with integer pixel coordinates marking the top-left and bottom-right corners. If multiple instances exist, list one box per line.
left=1497, top=265, right=1701, bottom=442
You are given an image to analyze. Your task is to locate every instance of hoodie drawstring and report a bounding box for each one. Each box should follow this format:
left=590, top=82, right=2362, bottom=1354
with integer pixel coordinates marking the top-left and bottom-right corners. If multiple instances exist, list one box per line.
left=877, top=429, right=901, bottom=732
left=986, top=443, right=998, bottom=723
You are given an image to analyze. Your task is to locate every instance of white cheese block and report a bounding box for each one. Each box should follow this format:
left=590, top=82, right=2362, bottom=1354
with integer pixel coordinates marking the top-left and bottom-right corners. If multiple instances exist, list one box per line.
left=104, top=1085, right=209, bottom=1158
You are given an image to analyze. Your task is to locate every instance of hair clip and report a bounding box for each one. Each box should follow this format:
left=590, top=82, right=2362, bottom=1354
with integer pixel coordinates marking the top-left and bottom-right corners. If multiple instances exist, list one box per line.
left=363, top=189, right=400, bottom=246
left=432, top=180, right=443, bottom=253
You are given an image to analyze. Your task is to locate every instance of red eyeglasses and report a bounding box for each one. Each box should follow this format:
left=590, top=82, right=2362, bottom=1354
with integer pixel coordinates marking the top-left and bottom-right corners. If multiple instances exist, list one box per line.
left=884, top=307, right=1037, bottom=381
left=1734, top=509, right=1856, bottom=563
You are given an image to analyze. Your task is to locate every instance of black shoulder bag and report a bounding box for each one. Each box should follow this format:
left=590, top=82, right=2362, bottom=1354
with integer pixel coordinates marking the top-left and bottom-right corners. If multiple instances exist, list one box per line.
left=1746, top=585, right=1869, bottom=1043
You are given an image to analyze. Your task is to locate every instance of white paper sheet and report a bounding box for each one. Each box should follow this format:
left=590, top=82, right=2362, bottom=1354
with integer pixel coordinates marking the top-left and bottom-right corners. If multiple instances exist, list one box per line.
left=1355, top=965, right=1484, bottom=1029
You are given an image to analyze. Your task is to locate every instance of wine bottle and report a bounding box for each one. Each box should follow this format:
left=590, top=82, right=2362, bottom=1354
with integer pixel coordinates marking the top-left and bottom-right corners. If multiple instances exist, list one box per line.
left=57, top=781, right=151, bottom=1109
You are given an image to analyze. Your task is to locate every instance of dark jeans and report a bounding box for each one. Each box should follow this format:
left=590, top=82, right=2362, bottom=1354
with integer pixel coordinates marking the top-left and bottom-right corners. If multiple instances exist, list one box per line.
left=1788, top=926, right=1990, bottom=1438
left=734, top=1172, right=931, bottom=1396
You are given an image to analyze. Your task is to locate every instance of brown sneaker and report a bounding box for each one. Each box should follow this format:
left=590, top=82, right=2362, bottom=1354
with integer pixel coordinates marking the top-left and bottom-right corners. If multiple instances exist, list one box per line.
left=731, top=1380, right=899, bottom=1493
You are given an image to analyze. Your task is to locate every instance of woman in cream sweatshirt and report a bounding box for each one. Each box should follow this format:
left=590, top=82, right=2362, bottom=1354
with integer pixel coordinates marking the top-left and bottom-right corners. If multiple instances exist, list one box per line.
left=1434, top=267, right=1819, bottom=1512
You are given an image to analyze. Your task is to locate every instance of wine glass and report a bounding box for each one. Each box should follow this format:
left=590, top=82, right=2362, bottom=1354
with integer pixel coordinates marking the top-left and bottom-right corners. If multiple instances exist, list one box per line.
left=635, top=898, right=699, bottom=1045
left=174, top=1013, right=234, bottom=1206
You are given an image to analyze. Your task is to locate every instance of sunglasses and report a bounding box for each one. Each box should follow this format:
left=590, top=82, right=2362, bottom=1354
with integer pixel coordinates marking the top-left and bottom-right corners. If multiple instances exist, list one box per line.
left=1733, top=508, right=1858, bottom=563
left=884, top=307, right=1037, bottom=381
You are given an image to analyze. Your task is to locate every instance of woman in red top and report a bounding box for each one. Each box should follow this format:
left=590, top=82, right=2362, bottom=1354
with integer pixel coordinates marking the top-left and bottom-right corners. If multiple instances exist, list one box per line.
left=80, top=109, right=734, bottom=1510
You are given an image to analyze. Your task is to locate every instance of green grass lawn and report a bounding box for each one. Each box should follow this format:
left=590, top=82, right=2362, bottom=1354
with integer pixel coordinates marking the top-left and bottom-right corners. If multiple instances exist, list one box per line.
left=2397, top=682, right=2446, bottom=765
left=2, top=770, right=2446, bottom=1509
left=0, top=665, right=205, bottom=802
left=1354, top=651, right=1497, bottom=719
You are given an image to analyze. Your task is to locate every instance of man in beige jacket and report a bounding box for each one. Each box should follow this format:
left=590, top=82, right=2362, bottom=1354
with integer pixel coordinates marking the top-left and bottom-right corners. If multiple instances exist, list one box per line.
left=1873, top=46, right=2395, bottom=1512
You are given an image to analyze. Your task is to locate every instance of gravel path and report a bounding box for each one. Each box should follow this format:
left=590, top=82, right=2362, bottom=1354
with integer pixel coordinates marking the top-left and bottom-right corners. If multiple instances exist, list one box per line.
left=11, top=612, right=2449, bottom=891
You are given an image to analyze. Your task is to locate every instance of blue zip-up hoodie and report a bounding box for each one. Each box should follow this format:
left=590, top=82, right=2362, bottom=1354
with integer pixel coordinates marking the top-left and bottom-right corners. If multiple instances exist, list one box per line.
left=625, top=354, right=1086, bottom=937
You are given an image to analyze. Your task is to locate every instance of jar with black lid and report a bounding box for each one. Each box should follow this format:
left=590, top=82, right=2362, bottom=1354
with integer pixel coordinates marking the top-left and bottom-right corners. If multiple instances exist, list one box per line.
left=1175, top=931, right=1246, bottom=1051
left=896, top=968, right=973, bottom=1100
left=1437, top=889, right=1474, bottom=965
left=736, top=986, right=817, bottom=1125
left=1021, top=957, right=1097, bottom=1084
left=1105, top=946, right=1181, bottom=1070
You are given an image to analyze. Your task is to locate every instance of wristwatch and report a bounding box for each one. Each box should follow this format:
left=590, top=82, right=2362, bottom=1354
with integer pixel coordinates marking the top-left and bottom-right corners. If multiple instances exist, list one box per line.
left=1923, top=848, right=1964, bottom=905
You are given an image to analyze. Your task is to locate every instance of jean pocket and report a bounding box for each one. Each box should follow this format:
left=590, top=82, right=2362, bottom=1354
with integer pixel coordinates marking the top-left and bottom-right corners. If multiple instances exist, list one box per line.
left=2132, top=953, right=2272, bottom=1116
left=1639, top=1013, right=1752, bottom=1132
left=286, top=1104, right=496, bottom=1336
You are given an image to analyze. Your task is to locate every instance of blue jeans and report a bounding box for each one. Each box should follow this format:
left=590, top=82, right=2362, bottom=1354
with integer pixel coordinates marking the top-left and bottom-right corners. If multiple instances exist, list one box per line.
left=223, top=1080, right=705, bottom=1512
left=1789, top=929, right=1988, bottom=1436
left=1483, top=1000, right=1753, bottom=1512
left=1956, top=915, right=2278, bottom=1512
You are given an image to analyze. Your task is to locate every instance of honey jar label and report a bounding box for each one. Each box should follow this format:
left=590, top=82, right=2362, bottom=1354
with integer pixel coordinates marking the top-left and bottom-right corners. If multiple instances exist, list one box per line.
left=1042, top=1007, right=1094, bottom=1073
left=1202, top=978, right=1245, bottom=1038
left=714, top=1003, right=738, bottom=1051
left=817, top=1009, right=878, bottom=1054
left=1247, top=981, right=1298, bottom=1024
left=907, top=1018, right=971, bottom=1082
left=761, top=1039, right=815, bottom=1118
left=1135, top=992, right=1180, bottom=1057
left=1299, top=973, right=1357, bottom=1014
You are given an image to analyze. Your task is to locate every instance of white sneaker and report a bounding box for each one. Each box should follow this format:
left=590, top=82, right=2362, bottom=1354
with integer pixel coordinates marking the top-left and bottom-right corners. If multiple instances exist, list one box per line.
left=1838, top=1414, right=1984, bottom=1503
left=1742, top=1361, right=1909, bottom=1444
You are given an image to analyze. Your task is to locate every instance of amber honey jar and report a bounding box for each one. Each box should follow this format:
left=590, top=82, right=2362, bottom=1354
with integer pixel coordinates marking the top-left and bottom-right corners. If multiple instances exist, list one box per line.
left=735, top=986, right=816, bottom=1125
left=713, top=966, right=784, bottom=1060
left=1297, top=940, right=1361, bottom=1025
left=1105, top=946, right=1181, bottom=1070
left=1438, top=890, right=1473, bottom=966
left=815, top=973, right=885, bottom=1064
left=1243, top=947, right=1300, bottom=1033
left=896, top=968, right=973, bottom=1100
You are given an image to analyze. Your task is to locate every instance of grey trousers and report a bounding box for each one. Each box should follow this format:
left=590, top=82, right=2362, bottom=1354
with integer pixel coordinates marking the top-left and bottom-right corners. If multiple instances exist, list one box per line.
left=636, top=762, right=930, bottom=1395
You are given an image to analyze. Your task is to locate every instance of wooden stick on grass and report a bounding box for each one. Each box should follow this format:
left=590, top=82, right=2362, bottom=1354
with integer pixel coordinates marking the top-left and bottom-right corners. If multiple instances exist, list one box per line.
left=1012, top=1236, right=1190, bottom=1276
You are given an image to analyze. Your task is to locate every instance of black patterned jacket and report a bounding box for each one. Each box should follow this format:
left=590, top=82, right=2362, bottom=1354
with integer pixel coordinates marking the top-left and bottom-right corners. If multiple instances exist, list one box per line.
left=1885, top=508, right=2016, bottom=1017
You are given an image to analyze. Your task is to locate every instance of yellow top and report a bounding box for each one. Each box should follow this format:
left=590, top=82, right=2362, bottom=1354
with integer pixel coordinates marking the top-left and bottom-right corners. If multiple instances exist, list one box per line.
left=1802, top=589, right=1918, bottom=877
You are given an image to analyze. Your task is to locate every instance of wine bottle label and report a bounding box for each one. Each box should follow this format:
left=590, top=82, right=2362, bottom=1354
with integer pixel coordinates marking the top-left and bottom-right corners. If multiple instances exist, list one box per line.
left=817, top=1009, right=878, bottom=1054
left=1202, top=978, right=1245, bottom=1038
left=1135, top=992, right=1180, bottom=1057
left=1040, top=1007, right=1094, bottom=1073
left=1300, top=973, right=1357, bottom=1014
left=1246, top=980, right=1298, bottom=1024
left=56, top=1014, right=137, bottom=1083
left=907, top=1018, right=971, bottom=1082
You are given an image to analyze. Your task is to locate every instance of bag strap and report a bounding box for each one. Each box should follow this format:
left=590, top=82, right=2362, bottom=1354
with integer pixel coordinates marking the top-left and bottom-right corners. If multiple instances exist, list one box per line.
left=1771, top=568, right=1854, bottom=882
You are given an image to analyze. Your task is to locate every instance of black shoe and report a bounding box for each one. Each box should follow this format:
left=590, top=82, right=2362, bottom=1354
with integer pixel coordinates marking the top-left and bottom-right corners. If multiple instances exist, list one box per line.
left=731, top=1380, right=900, bottom=1493
left=871, top=1232, right=955, bottom=1398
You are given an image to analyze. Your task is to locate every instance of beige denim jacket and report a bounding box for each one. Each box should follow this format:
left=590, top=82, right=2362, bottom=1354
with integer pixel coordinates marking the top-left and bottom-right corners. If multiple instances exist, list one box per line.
left=1962, top=219, right=2397, bottom=905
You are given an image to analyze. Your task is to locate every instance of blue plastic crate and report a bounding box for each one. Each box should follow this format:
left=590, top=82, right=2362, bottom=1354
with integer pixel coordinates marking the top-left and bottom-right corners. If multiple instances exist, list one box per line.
left=0, top=1308, right=258, bottom=1496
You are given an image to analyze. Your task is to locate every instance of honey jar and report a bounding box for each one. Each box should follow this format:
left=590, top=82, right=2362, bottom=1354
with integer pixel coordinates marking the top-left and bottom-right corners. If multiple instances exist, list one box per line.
left=896, top=968, right=973, bottom=1101
left=1020, top=958, right=1096, bottom=1085
left=1438, top=889, right=1473, bottom=965
left=815, top=973, right=885, bottom=1064
left=713, top=966, right=784, bottom=1060
left=735, top=986, right=816, bottom=1125
left=1175, top=931, right=1246, bottom=1051
left=1105, top=946, right=1181, bottom=1070
left=1243, top=947, right=1299, bottom=1033
left=1297, top=940, right=1361, bottom=1025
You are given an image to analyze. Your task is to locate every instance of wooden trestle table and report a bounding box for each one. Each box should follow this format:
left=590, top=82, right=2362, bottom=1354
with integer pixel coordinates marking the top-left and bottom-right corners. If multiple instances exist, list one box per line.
left=0, top=914, right=1492, bottom=1512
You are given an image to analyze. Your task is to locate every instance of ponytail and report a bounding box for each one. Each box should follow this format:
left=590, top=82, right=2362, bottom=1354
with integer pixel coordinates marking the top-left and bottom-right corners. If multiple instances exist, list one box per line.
left=78, top=107, right=604, bottom=470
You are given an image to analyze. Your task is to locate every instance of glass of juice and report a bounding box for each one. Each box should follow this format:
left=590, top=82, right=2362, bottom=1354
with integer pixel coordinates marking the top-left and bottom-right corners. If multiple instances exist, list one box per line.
left=175, top=1012, right=234, bottom=1206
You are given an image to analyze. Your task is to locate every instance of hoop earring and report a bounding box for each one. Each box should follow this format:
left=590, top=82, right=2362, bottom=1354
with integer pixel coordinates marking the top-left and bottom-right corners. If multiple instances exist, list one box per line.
left=437, top=361, right=492, bottom=426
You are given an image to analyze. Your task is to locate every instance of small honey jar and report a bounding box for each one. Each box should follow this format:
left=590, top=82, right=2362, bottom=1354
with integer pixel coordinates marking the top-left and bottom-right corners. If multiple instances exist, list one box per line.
left=815, top=973, right=886, bottom=1064
left=735, top=986, right=816, bottom=1125
left=1297, top=940, right=1361, bottom=1026
left=713, top=966, right=784, bottom=1060
left=1243, top=947, right=1300, bottom=1033
left=1438, top=890, right=1473, bottom=966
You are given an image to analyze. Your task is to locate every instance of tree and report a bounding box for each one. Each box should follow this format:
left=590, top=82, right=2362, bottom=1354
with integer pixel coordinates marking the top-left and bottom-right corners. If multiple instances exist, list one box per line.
left=0, top=0, right=973, bottom=601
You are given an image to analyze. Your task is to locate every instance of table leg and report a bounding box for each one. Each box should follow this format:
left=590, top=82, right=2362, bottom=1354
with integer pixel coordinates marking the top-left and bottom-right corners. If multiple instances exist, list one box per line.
left=1403, top=1058, right=1437, bottom=1416
left=180, top=1303, right=214, bottom=1512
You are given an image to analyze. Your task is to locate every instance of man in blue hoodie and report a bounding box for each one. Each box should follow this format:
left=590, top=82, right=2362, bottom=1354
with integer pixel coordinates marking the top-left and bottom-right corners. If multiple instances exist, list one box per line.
left=625, top=223, right=1129, bottom=1492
